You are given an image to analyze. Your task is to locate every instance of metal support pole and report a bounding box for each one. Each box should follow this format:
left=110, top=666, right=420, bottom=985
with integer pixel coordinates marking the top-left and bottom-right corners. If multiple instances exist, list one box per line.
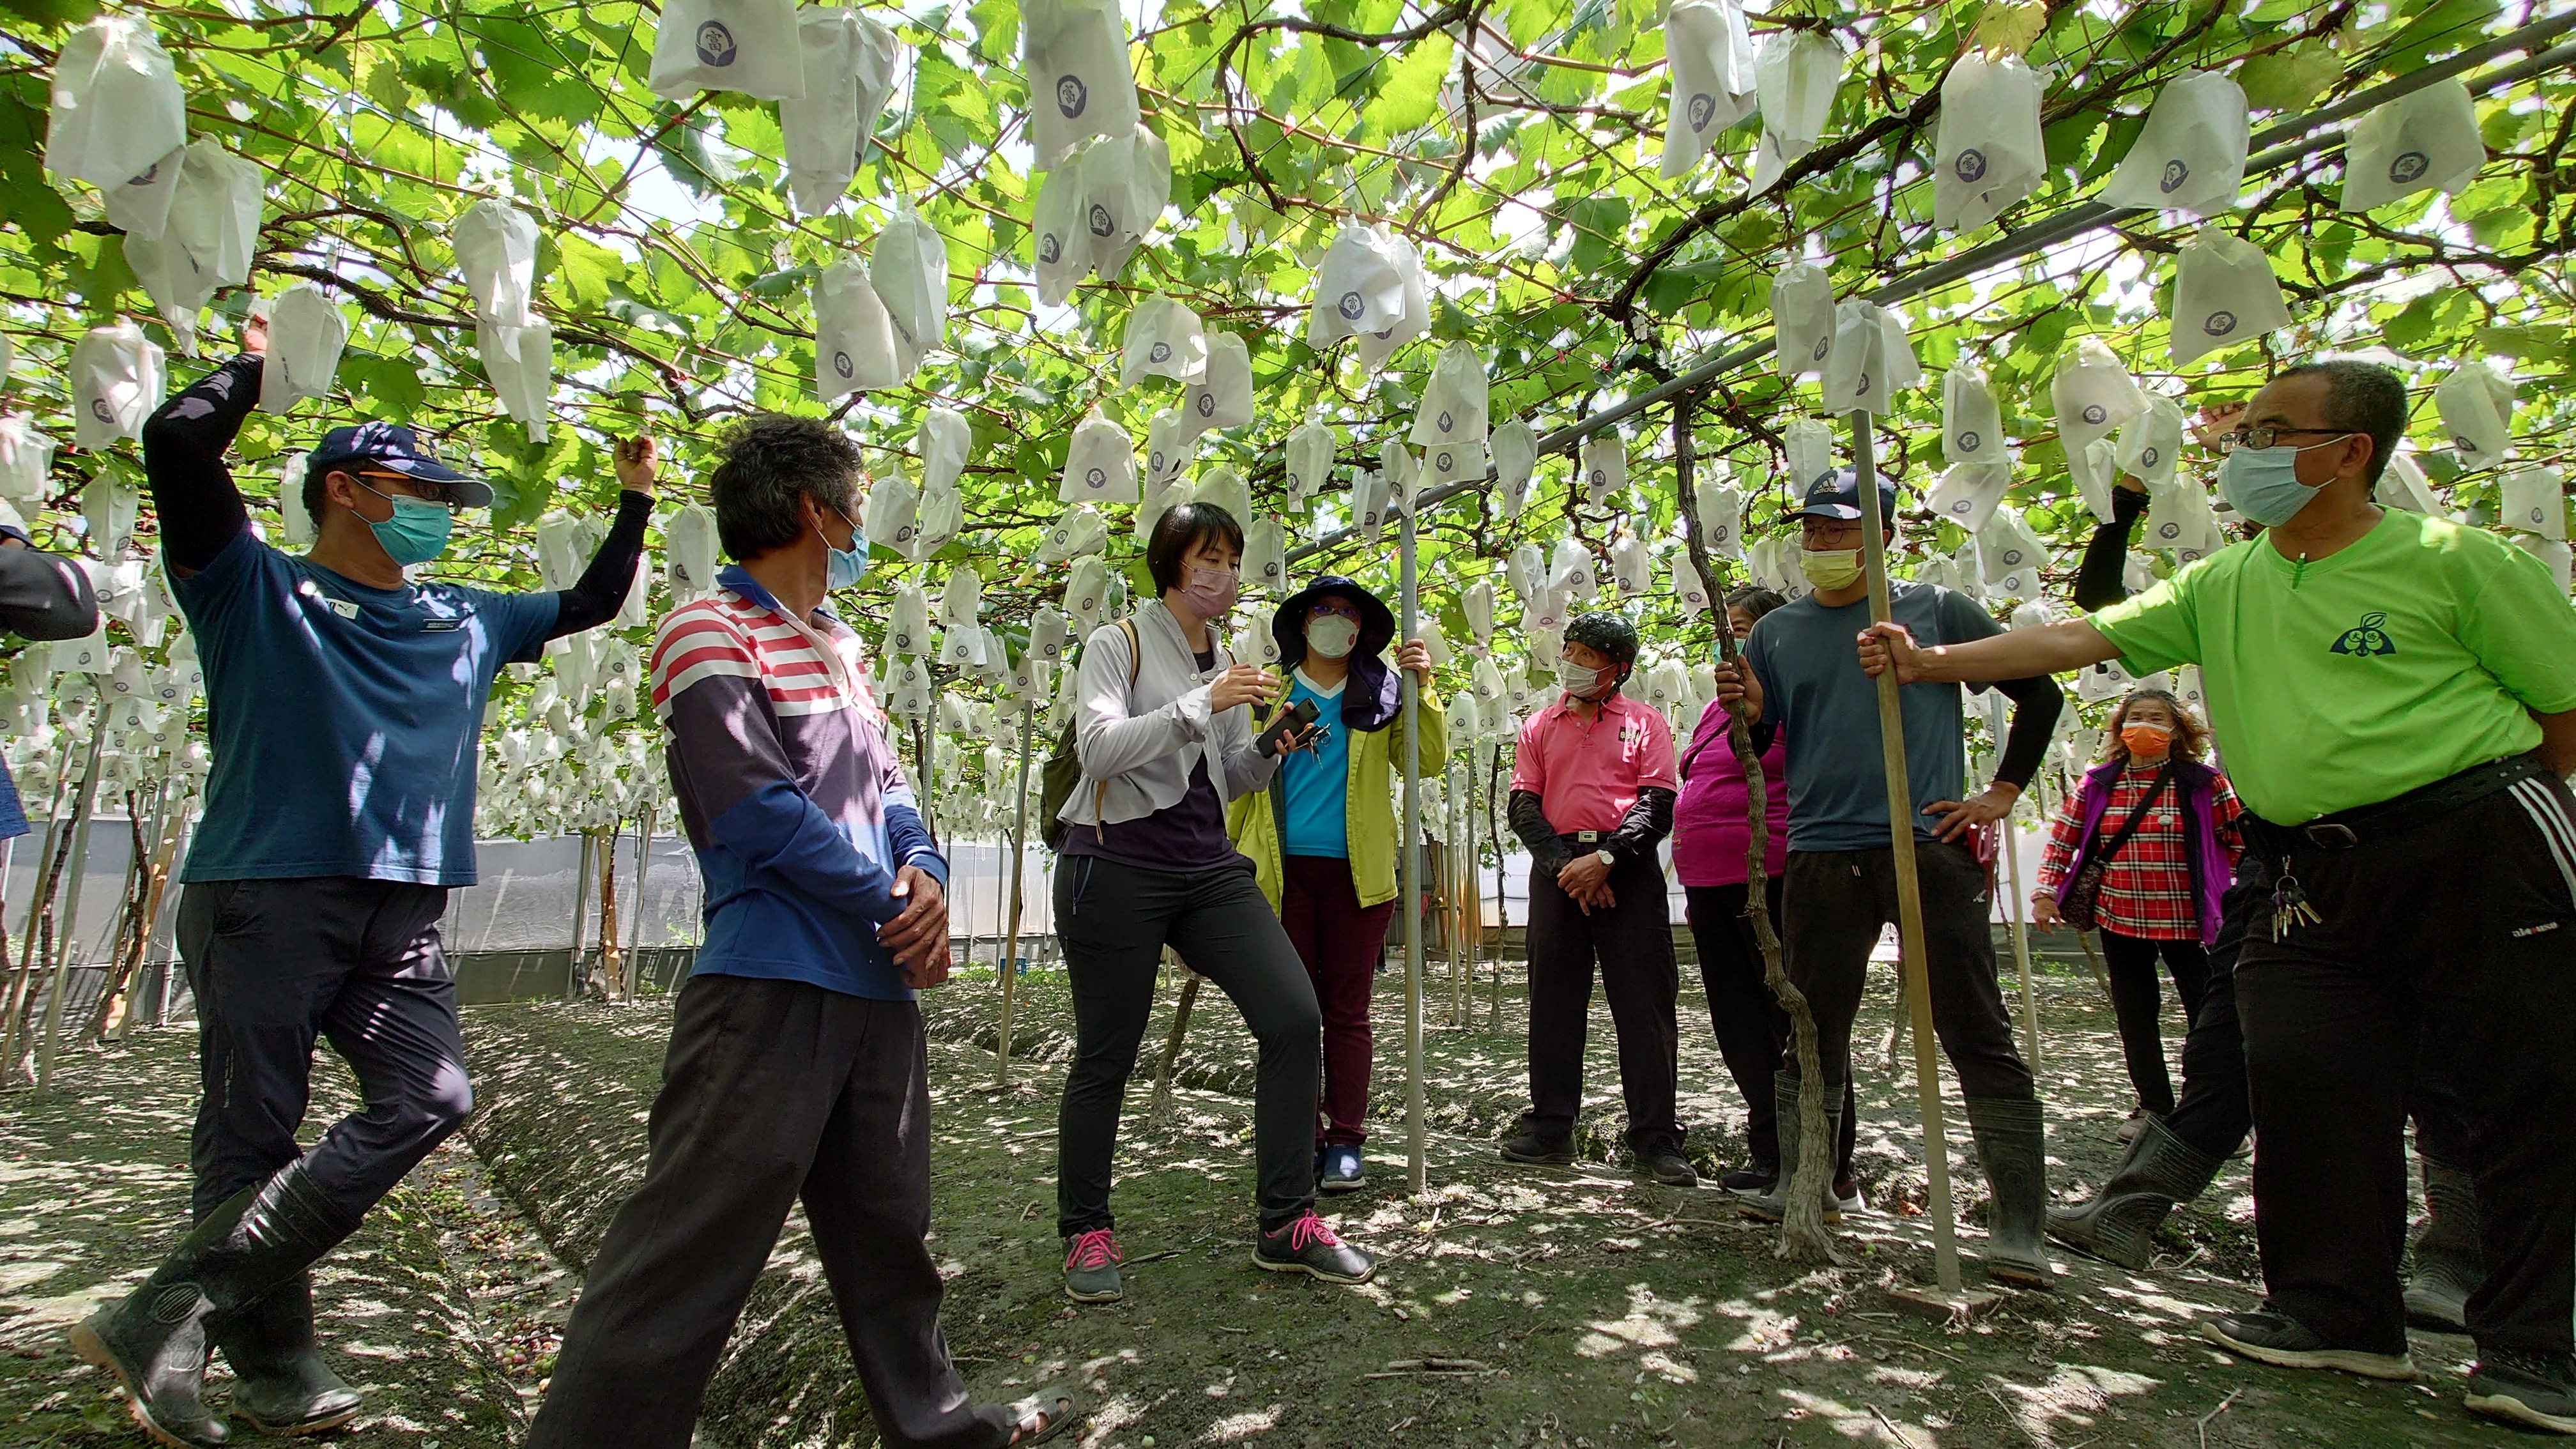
left=2002, top=797, right=2041, bottom=1068
left=567, top=831, right=592, bottom=1002
left=1399, top=504, right=1427, bottom=1195
left=34, top=722, right=111, bottom=1096
left=1853, top=411, right=1963, bottom=1297
left=996, top=705, right=1036, bottom=1086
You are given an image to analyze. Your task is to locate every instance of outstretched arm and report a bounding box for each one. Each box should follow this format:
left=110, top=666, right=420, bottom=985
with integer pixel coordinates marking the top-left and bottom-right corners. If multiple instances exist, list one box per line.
left=2072, top=484, right=2147, bottom=613
left=546, top=439, right=659, bottom=638
left=0, top=532, right=98, bottom=641
left=1860, top=619, right=2120, bottom=686
left=141, top=352, right=263, bottom=576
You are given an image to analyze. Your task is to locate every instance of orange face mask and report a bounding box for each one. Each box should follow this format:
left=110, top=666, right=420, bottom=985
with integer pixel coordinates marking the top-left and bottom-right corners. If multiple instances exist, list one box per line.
left=2120, top=723, right=2174, bottom=758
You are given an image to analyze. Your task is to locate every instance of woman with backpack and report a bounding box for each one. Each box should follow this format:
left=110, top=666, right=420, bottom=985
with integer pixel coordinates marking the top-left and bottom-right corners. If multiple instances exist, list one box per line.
left=2033, top=688, right=2244, bottom=1140
left=1048, top=502, right=1377, bottom=1304
left=1225, top=576, right=1445, bottom=1196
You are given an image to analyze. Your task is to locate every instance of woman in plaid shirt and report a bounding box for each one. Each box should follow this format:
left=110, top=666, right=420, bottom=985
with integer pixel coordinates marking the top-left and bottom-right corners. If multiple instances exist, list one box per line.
left=2034, top=689, right=2243, bottom=1138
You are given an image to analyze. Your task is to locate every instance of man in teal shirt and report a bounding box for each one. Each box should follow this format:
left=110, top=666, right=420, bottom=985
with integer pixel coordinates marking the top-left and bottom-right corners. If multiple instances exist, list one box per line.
left=1860, top=360, right=2576, bottom=1434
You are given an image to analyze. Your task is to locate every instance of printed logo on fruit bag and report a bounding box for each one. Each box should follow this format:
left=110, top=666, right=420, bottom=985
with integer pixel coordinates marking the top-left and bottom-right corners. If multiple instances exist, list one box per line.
left=1337, top=290, right=1365, bottom=321
left=2160, top=159, right=2189, bottom=194
left=1038, top=233, right=1062, bottom=264
left=1148, top=342, right=1172, bottom=364
left=1435, top=450, right=1453, bottom=471
left=2389, top=151, right=2430, bottom=185
left=2204, top=310, right=2237, bottom=337
left=2000, top=546, right=2025, bottom=565
left=894, top=523, right=915, bottom=544
left=89, top=398, right=116, bottom=425
left=1437, top=411, right=1454, bottom=433
left=129, top=162, right=160, bottom=186
left=1195, top=394, right=1215, bottom=418
left=1084, top=467, right=1107, bottom=491
left=2140, top=446, right=2161, bottom=468
left=694, top=21, right=737, bottom=66
left=1057, top=74, right=1089, bottom=119
left=1813, top=337, right=1830, bottom=361
left=1957, top=429, right=1981, bottom=453
left=2082, top=404, right=2107, bottom=425
left=1955, top=149, right=1988, bottom=183
left=1088, top=204, right=1114, bottom=238
left=832, top=351, right=854, bottom=379
left=1147, top=448, right=1165, bottom=472
left=1854, top=372, right=1871, bottom=394
left=2329, top=611, right=2397, bottom=657
left=2155, top=520, right=2182, bottom=542
left=1590, top=468, right=1606, bottom=487
left=1688, top=93, right=1717, bottom=133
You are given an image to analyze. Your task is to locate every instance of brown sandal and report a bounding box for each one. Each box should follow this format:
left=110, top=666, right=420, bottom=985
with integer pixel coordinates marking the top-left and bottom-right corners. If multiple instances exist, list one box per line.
left=1007, top=1391, right=1082, bottom=1446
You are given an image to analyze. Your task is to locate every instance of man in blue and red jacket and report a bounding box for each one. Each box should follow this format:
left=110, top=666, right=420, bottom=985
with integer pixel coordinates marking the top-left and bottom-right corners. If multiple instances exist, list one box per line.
left=525, top=414, right=1071, bottom=1449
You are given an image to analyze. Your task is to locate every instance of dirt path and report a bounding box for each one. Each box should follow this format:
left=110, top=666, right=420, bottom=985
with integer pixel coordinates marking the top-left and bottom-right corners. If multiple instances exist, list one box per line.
left=4, top=962, right=2497, bottom=1447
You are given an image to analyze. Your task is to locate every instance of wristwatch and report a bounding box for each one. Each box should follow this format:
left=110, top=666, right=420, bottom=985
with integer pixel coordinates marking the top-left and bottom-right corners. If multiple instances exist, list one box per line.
left=1595, top=848, right=1616, bottom=868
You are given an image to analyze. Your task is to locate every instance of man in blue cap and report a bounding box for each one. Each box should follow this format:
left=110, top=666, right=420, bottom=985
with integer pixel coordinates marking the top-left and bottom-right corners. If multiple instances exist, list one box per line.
left=72, top=321, right=654, bottom=1447
left=1712, top=469, right=2062, bottom=1287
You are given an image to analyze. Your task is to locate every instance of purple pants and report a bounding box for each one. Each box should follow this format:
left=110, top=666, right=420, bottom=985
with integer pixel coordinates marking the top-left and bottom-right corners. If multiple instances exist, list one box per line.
left=1281, top=855, right=1397, bottom=1147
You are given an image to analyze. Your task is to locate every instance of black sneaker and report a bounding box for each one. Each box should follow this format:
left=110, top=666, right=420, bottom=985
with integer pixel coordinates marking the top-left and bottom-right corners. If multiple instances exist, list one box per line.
left=1499, top=1132, right=1574, bottom=1165
left=1638, top=1150, right=1698, bottom=1188
left=1721, top=1165, right=1779, bottom=1195
left=2200, top=1307, right=2415, bottom=1381
left=2465, top=1349, right=2576, bottom=1435
left=1252, top=1212, right=1376, bottom=1284
left=1319, top=1145, right=1366, bottom=1194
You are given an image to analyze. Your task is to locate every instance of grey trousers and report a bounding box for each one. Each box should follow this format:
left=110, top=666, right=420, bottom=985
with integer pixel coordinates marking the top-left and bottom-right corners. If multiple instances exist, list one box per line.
left=526, top=975, right=1009, bottom=1449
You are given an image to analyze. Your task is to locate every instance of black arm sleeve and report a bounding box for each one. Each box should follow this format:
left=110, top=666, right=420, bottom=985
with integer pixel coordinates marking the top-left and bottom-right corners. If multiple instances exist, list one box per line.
left=0, top=542, right=99, bottom=641
left=1986, top=673, right=2064, bottom=792
left=2071, top=485, right=2147, bottom=613
left=547, top=491, right=655, bottom=638
left=1603, top=785, right=1676, bottom=861
left=1508, top=789, right=1572, bottom=880
left=140, top=354, right=262, bottom=572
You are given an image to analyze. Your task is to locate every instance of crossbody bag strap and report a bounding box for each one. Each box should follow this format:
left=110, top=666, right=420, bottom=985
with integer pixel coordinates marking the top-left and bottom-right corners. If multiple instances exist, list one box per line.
left=2090, top=763, right=2175, bottom=868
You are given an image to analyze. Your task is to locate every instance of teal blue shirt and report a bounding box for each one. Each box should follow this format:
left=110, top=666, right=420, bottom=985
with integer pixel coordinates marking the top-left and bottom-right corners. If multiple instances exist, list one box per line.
left=1280, top=671, right=1351, bottom=858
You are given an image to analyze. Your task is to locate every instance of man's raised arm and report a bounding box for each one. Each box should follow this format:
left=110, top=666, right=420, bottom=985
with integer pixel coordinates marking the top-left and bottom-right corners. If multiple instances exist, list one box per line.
left=1858, top=618, right=2122, bottom=686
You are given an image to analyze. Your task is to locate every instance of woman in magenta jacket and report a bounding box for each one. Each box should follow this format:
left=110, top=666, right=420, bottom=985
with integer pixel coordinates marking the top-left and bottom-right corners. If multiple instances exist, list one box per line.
left=1675, top=588, right=1859, bottom=1207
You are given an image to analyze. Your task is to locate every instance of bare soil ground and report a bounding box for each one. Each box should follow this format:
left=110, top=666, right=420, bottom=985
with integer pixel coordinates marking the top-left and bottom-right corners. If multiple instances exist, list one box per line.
left=2, top=956, right=2502, bottom=1448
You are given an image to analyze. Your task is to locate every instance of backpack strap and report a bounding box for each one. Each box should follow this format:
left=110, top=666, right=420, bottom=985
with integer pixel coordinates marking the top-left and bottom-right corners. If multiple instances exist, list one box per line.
left=1091, top=617, right=1143, bottom=839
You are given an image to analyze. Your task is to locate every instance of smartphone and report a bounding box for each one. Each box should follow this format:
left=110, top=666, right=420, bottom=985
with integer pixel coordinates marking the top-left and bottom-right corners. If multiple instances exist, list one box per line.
left=1255, top=697, right=1322, bottom=757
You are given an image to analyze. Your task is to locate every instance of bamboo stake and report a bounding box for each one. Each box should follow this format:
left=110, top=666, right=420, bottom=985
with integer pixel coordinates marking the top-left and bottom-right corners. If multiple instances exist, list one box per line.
left=1673, top=399, right=1835, bottom=1262
left=1399, top=500, right=1427, bottom=1195
left=1485, top=745, right=1508, bottom=1031
left=2001, top=797, right=2041, bottom=1067
left=1, top=761, right=77, bottom=1077
left=34, top=722, right=111, bottom=1096
left=1851, top=410, right=1963, bottom=1297
left=595, top=821, right=624, bottom=1000
left=119, top=800, right=188, bottom=1041
left=567, top=831, right=592, bottom=1003
left=90, top=786, right=182, bottom=1042
left=995, top=704, right=1035, bottom=1086
left=627, top=803, right=654, bottom=997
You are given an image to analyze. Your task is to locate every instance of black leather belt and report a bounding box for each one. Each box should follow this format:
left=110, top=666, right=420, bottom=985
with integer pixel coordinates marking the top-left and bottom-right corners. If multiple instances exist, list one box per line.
left=2240, top=753, right=2546, bottom=855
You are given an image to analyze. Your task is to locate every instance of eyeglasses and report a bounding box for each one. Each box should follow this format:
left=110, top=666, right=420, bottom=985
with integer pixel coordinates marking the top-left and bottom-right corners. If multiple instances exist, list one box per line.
left=1307, top=600, right=1361, bottom=620
left=354, top=473, right=456, bottom=510
left=2211, top=426, right=2354, bottom=455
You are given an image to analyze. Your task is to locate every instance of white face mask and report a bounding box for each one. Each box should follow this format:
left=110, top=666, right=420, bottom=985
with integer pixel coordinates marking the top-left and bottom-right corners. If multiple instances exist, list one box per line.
left=1305, top=613, right=1360, bottom=659
left=1557, top=662, right=1605, bottom=699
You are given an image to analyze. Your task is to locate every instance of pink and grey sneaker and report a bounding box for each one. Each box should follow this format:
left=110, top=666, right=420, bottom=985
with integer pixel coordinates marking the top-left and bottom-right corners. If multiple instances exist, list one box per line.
left=1062, top=1228, right=1123, bottom=1303
left=1253, top=1211, right=1376, bottom=1284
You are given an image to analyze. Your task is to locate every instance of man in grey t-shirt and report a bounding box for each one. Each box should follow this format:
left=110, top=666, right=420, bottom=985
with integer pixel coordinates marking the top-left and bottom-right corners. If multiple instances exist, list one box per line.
left=1715, top=470, right=2063, bottom=1289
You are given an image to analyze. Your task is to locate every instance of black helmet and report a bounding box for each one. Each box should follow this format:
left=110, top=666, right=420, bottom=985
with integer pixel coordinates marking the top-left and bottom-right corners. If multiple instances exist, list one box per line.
left=1564, top=611, right=1640, bottom=671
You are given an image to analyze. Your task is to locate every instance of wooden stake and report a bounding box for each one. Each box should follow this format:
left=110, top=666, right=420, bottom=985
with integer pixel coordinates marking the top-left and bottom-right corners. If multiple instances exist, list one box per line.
left=567, top=831, right=592, bottom=1003
left=1399, top=501, right=1427, bottom=1195
left=627, top=803, right=655, bottom=997
left=1148, top=960, right=1200, bottom=1120
left=1850, top=409, right=1964, bottom=1299
left=1, top=762, right=78, bottom=1080
left=995, top=704, right=1035, bottom=1086
left=34, top=722, right=111, bottom=1096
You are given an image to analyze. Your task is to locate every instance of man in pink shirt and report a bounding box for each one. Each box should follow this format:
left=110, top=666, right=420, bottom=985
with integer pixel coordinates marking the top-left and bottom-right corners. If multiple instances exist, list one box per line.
left=1500, top=612, right=1691, bottom=1186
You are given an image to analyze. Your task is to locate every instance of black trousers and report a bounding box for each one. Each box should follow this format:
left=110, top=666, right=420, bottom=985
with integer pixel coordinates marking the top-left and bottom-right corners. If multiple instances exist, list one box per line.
left=1521, top=851, right=1681, bottom=1154
left=1053, top=854, right=1322, bottom=1238
left=1684, top=880, right=1857, bottom=1177
left=1780, top=841, right=2034, bottom=1103
left=528, top=976, right=1008, bottom=1449
left=2096, top=930, right=2209, bottom=1117
left=2158, top=878, right=2266, bottom=1159
left=178, top=878, right=472, bottom=1223
left=2235, top=777, right=2576, bottom=1358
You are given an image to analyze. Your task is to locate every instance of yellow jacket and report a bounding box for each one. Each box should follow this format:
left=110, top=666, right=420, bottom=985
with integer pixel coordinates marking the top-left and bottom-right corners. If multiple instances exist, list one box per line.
left=1228, top=668, right=1449, bottom=912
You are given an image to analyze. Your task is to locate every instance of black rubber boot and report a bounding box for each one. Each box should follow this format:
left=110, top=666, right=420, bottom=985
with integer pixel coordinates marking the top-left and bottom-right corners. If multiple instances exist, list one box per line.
left=71, top=1164, right=359, bottom=1449
left=2404, top=1155, right=2484, bottom=1333
left=212, top=1273, right=364, bottom=1435
left=1741, top=1073, right=1846, bottom=1225
left=1965, top=1096, right=2055, bottom=1290
left=2046, top=1115, right=2225, bottom=1271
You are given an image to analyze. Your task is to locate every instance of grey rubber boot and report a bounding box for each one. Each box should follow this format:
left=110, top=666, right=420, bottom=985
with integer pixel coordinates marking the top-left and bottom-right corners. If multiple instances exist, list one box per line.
left=1965, top=1096, right=2055, bottom=1290
left=211, top=1273, right=364, bottom=1435
left=2403, top=1156, right=2484, bottom=1333
left=2046, top=1115, right=2226, bottom=1271
left=70, top=1164, right=360, bottom=1449
left=1740, top=1072, right=1846, bottom=1225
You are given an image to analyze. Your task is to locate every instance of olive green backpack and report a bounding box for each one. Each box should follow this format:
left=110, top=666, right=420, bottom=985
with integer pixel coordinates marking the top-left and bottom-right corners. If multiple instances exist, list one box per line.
left=1037, top=617, right=1138, bottom=851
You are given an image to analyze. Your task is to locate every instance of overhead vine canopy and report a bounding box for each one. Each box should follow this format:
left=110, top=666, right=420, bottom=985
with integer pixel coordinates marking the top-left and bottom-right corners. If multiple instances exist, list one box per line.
left=3, top=0, right=2573, bottom=825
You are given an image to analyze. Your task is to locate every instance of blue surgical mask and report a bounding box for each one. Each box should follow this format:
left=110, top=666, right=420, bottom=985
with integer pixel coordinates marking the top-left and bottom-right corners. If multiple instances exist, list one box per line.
left=820, top=511, right=869, bottom=590
left=353, top=481, right=454, bottom=566
left=2217, top=436, right=2349, bottom=528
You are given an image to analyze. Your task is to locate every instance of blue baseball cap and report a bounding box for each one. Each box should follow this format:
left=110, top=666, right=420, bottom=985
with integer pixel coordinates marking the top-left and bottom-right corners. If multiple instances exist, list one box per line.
left=1790, top=467, right=1899, bottom=523
left=303, top=422, right=493, bottom=508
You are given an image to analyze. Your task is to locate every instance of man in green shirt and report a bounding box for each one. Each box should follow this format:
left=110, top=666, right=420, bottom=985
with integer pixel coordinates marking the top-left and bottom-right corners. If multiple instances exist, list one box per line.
left=1859, top=360, right=2576, bottom=1436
